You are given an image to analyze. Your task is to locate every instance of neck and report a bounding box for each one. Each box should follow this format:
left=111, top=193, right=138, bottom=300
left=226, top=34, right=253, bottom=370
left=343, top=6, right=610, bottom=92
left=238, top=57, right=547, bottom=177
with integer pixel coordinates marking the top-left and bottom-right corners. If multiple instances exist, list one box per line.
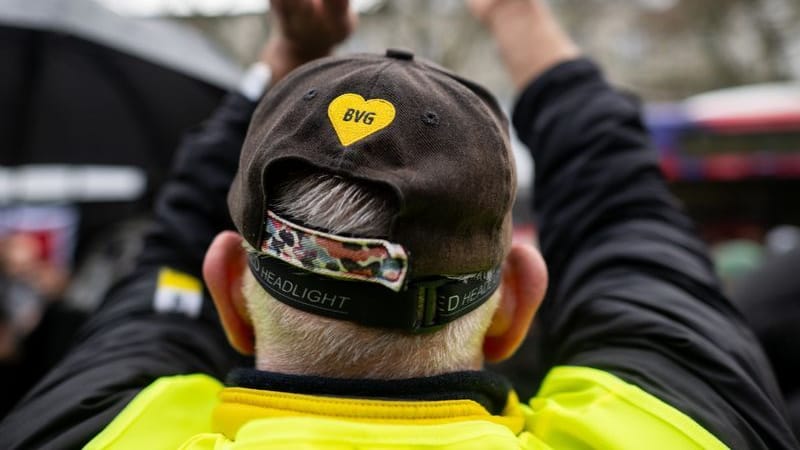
left=254, top=340, right=484, bottom=380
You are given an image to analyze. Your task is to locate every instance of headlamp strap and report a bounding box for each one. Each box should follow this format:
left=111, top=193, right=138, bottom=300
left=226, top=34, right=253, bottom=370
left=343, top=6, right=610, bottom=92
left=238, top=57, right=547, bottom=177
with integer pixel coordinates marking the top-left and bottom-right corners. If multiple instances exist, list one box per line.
left=248, top=253, right=500, bottom=333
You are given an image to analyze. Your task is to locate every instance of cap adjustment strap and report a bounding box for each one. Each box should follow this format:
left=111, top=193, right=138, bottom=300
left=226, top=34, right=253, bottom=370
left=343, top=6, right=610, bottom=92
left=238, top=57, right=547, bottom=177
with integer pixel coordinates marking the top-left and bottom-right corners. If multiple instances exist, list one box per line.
left=248, top=254, right=500, bottom=333
left=261, top=211, right=409, bottom=292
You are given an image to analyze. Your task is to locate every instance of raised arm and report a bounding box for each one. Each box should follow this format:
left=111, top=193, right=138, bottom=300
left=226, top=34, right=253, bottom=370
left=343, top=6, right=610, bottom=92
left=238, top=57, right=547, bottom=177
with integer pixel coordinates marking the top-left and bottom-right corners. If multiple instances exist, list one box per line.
left=0, top=2, right=355, bottom=448
left=473, top=0, right=799, bottom=448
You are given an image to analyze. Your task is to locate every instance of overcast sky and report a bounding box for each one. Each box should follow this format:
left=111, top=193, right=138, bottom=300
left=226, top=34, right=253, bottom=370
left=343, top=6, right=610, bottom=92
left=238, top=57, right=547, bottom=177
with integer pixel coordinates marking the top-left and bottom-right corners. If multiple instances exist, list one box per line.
left=95, top=0, right=681, bottom=17
left=95, top=0, right=386, bottom=17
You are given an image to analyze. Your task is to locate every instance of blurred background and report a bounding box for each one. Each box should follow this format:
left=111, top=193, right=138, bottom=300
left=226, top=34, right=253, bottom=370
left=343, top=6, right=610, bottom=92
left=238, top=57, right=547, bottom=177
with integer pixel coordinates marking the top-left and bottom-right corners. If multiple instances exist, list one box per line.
left=155, top=0, right=800, bottom=282
left=1, top=0, right=799, bottom=421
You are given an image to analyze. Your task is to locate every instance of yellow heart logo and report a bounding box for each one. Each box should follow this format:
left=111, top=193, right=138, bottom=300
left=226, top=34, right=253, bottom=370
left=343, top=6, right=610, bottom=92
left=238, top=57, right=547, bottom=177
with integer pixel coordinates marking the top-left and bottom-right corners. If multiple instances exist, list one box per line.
left=327, top=93, right=396, bottom=147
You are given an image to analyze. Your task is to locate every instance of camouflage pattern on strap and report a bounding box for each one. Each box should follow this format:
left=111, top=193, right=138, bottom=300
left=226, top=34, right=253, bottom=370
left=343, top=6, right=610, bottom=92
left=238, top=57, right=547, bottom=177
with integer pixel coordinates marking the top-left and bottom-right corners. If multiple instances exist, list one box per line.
left=260, top=210, right=409, bottom=292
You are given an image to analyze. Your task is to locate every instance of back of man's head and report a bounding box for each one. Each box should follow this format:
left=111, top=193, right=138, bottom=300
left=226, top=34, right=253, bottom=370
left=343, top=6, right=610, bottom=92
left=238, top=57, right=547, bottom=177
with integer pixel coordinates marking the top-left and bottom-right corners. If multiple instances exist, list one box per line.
left=216, top=50, right=529, bottom=378
left=242, top=170, right=499, bottom=378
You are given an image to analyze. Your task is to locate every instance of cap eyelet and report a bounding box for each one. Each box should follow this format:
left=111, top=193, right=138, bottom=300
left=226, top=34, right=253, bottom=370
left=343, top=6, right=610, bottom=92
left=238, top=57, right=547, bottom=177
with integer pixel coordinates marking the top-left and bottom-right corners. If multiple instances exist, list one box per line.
left=421, top=111, right=440, bottom=126
left=303, top=89, right=318, bottom=100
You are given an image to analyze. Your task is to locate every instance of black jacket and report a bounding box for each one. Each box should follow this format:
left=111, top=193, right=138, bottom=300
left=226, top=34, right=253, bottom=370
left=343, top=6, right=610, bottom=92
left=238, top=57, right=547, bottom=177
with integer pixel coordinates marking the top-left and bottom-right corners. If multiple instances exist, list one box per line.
left=511, top=60, right=797, bottom=449
left=1, top=59, right=796, bottom=449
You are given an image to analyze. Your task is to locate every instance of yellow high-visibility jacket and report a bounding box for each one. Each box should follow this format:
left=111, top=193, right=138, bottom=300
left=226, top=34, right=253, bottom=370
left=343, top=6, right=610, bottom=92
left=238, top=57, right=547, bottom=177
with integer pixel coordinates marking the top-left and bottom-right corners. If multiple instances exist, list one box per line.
left=86, top=366, right=726, bottom=449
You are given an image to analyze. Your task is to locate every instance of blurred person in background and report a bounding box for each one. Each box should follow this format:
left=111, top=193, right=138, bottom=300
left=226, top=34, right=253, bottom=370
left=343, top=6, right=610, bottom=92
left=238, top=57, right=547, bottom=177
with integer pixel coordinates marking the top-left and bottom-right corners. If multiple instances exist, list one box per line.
left=0, top=0, right=237, bottom=414
left=1, top=0, right=797, bottom=449
left=0, top=207, right=85, bottom=414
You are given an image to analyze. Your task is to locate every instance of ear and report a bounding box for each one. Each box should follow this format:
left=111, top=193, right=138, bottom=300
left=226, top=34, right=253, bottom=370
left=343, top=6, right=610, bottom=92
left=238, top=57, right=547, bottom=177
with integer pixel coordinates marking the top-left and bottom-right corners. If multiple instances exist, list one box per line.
left=483, top=242, right=548, bottom=363
left=203, top=231, right=255, bottom=355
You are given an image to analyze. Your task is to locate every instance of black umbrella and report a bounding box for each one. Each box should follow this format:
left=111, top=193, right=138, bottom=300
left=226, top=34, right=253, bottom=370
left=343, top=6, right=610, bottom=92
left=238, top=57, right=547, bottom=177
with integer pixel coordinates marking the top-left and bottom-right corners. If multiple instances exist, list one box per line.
left=0, top=0, right=242, bottom=258
left=0, top=0, right=242, bottom=415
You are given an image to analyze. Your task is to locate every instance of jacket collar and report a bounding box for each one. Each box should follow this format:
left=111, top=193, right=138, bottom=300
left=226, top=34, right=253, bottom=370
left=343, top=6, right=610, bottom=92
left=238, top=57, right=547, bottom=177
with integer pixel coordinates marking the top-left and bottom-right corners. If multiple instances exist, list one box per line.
left=214, top=368, right=524, bottom=438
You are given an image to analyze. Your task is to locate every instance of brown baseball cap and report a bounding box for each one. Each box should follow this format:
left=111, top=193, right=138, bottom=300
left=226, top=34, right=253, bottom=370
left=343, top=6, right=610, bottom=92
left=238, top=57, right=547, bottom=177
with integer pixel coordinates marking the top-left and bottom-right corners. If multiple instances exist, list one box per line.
left=228, top=49, right=516, bottom=331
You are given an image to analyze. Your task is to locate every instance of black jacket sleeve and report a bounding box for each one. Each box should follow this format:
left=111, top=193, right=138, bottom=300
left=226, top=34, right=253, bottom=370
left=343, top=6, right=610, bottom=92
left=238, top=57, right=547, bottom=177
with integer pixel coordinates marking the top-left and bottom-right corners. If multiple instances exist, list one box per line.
left=0, top=93, right=256, bottom=450
left=513, top=59, right=799, bottom=449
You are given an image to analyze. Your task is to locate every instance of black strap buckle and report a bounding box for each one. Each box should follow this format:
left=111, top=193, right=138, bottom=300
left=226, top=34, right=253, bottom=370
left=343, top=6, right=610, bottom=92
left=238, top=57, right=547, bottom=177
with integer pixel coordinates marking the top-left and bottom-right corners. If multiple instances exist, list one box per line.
left=413, top=279, right=449, bottom=329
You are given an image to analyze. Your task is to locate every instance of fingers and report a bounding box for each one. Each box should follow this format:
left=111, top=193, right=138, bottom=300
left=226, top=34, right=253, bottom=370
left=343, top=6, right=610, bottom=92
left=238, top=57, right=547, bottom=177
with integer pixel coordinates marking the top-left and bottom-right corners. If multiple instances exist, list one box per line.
left=261, top=0, right=355, bottom=82
left=270, top=0, right=286, bottom=15
left=271, top=0, right=314, bottom=26
left=319, top=0, right=355, bottom=31
left=321, top=0, right=350, bottom=15
left=272, top=0, right=352, bottom=36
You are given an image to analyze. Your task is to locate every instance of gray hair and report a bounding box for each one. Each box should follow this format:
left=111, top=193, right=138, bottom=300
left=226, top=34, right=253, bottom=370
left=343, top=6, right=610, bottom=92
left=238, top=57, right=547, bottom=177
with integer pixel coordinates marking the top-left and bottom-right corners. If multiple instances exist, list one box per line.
left=243, top=172, right=499, bottom=379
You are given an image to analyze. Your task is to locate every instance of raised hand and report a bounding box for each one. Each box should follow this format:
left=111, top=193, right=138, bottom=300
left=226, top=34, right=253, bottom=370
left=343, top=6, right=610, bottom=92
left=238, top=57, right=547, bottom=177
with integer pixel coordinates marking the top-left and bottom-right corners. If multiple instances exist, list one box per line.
left=263, top=0, right=357, bottom=83
left=467, top=0, right=522, bottom=25
left=465, top=0, right=579, bottom=89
